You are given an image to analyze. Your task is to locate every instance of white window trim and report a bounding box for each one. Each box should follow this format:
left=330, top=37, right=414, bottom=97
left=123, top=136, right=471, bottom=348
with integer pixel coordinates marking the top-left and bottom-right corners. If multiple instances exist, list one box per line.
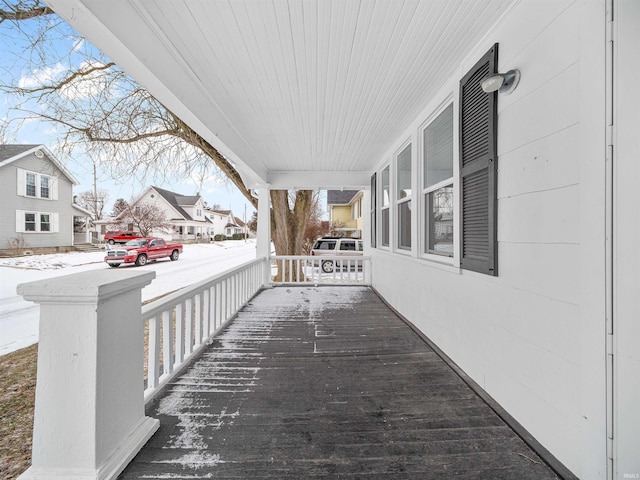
left=378, top=163, right=391, bottom=250
left=17, top=168, right=58, bottom=200
left=418, top=97, right=460, bottom=267
left=394, top=140, right=413, bottom=254
left=15, top=210, right=60, bottom=233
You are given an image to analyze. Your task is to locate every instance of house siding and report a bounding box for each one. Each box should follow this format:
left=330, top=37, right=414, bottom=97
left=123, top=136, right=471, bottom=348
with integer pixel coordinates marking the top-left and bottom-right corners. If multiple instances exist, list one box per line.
left=0, top=153, right=76, bottom=249
left=371, top=1, right=607, bottom=478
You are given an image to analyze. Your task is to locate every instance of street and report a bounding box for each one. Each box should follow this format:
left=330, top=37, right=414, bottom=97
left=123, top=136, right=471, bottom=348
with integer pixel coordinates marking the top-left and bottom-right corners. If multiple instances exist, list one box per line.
left=0, top=241, right=257, bottom=356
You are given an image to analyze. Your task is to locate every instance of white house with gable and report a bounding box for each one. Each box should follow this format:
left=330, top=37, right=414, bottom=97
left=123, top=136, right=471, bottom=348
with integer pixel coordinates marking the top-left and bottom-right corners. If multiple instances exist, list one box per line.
left=122, top=186, right=212, bottom=241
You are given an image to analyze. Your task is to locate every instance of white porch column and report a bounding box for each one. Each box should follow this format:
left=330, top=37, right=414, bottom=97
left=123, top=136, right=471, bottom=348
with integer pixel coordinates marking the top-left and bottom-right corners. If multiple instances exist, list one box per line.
left=17, top=270, right=159, bottom=480
left=255, top=187, right=271, bottom=286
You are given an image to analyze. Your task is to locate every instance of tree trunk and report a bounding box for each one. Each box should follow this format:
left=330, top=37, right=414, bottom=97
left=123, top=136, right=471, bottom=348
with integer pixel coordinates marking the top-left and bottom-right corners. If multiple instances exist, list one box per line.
left=270, top=189, right=313, bottom=282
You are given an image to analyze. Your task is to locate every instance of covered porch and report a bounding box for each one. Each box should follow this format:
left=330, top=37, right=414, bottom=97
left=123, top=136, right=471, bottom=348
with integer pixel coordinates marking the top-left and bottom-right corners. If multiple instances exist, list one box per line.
left=122, top=286, right=559, bottom=479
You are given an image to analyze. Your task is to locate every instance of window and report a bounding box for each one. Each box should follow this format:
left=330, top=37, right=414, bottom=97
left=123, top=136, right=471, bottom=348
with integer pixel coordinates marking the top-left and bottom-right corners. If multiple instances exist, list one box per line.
left=396, top=144, right=412, bottom=250
left=16, top=211, right=58, bottom=233
left=380, top=166, right=390, bottom=247
left=26, top=173, right=36, bottom=197
left=423, top=104, right=454, bottom=257
left=25, top=213, right=36, bottom=231
left=40, top=214, right=51, bottom=232
left=339, top=240, right=356, bottom=251
left=18, top=170, right=56, bottom=199
left=40, top=176, right=50, bottom=198
left=459, top=44, right=498, bottom=275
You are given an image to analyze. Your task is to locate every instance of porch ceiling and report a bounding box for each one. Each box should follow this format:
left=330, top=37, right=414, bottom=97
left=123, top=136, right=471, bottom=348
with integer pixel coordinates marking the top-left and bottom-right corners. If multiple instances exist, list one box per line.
left=47, top=0, right=513, bottom=189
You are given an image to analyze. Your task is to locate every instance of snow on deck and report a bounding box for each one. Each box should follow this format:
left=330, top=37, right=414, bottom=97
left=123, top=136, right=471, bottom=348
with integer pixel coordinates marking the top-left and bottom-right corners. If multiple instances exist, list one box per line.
left=119, top=286, right=560, bottom=479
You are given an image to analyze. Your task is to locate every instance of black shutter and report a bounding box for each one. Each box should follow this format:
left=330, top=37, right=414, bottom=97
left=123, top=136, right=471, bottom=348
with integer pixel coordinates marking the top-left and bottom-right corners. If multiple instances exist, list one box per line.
left=370, top=173, right=377, bottom=248
left=459, top=44, right=498, bottom=275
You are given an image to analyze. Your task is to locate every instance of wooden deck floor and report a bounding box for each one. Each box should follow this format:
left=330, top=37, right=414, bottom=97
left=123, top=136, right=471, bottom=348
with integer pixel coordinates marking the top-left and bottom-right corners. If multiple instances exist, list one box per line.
left=119, top=286, right=560, bottom=479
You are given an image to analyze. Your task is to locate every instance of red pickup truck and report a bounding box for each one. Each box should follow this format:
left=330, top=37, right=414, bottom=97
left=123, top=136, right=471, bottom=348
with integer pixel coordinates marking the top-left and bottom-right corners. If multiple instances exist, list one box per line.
left=104, top=230, right=143, bottom=244
left=104, top=237, right=183, bottom=267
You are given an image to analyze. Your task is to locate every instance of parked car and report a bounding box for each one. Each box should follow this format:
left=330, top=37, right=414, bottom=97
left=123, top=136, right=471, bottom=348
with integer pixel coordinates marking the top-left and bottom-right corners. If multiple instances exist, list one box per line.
left=104, top=237, right=183, bottom=267
left=310, top=236, right=364, bottom=273
left=103, top=230, right=143, bottom=245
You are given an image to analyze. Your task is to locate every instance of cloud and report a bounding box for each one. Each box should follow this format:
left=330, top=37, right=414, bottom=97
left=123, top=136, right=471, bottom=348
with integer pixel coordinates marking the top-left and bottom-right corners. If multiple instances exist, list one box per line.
left=18, top=64, right=66, bottom=89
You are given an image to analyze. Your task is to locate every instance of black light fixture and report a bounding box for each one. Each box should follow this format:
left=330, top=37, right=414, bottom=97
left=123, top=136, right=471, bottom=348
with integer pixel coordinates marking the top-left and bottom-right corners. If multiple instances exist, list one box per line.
left=480, top=69, right=521, bottom=95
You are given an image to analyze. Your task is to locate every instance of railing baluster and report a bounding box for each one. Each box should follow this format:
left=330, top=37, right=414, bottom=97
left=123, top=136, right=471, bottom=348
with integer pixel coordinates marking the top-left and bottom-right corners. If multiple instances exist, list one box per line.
left=148, top=316, right=160, bottom=389
left=185, top=298, right=193, bottom=356
left=194, top=293, right=202, bottom=345
left=175, top=302, right=184, bottom=366
left=203, top=288, right=210, bottom=338
left=162, top=309, right=173, bottom=376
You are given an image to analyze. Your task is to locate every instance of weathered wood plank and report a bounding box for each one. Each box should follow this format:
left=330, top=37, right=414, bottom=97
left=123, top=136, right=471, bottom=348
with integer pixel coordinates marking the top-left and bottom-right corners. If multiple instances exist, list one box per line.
left=119, top=286, right=559, bottom=479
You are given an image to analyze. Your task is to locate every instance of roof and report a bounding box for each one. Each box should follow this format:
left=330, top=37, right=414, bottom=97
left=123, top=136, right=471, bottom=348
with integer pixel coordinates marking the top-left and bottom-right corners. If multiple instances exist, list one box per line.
left=0, top=144, right=40, bottom=161
left=151, top=186, right=201, bottom=221
left=0, top=144, right=79, bottom=184
left=47, top=0, right=513, bottom=189
left=327, top=190, right=359, bottom=205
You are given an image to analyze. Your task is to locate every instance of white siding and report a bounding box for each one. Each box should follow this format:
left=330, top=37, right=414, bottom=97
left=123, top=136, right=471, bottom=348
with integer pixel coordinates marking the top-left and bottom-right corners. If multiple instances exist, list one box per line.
left=372, top=1, right=608, bottom=478
left=1, top=155, right=75, bottom=249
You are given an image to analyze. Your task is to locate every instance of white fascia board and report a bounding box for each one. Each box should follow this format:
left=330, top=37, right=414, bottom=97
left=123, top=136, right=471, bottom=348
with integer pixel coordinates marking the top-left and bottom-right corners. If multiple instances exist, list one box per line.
left=45, top=0, right=268, bottom=188
left=265, top=171, right=370, bottom=190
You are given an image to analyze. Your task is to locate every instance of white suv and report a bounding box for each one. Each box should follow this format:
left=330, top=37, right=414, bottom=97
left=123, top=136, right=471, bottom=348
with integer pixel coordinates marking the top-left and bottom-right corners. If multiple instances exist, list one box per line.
left=310, top=236, right=364, bottom=273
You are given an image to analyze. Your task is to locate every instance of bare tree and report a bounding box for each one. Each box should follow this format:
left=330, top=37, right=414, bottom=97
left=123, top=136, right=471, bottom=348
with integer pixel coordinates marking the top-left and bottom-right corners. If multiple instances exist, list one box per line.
left=113, top=202, right=171, bottom=237
left=110, top=198, right=129, bottom=218
left=0, top=1, right=315, bottom=269
left=73, top=189, right=108, bottom=220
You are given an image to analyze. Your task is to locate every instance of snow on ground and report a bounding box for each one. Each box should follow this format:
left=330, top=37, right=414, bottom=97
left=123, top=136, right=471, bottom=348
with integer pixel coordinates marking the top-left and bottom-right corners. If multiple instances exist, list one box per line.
left=0, top=241, right=257, bottom=356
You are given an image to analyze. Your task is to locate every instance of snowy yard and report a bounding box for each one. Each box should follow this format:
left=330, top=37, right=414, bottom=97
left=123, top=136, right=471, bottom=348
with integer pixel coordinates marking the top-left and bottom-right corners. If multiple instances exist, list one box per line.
left=0, top=241, right=257, bottom=356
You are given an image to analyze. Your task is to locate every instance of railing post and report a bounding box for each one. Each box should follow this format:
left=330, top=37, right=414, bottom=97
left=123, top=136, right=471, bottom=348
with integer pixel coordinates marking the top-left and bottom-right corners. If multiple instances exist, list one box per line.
left=256, top=187, right=272, bottom=286
left=17, top=269, right=158, bottom=480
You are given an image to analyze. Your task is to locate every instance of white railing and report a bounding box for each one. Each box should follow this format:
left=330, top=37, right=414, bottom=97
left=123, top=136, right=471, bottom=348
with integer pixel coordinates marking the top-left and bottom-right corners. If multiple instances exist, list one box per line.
left=271, top=255, right=371, bottom=285
left=142, top=257, right=266, bottom=402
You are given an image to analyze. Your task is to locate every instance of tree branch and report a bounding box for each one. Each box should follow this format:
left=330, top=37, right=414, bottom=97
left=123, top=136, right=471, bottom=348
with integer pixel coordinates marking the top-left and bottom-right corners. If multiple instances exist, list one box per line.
left=0, top=5, right=53, bottom=23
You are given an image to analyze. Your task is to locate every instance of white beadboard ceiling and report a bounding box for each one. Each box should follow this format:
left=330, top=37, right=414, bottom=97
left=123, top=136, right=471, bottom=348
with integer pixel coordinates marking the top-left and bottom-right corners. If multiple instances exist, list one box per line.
left=47, top=0, right=513, bottom=189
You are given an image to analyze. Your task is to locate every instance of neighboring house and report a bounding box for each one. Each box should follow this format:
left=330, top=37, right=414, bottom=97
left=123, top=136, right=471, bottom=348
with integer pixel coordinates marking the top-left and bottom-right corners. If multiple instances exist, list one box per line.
left=327, top=190, right=364, bottom=238
left=0, top=144, right=86, bottom=252
left=116, top=186, right=212, bottom=242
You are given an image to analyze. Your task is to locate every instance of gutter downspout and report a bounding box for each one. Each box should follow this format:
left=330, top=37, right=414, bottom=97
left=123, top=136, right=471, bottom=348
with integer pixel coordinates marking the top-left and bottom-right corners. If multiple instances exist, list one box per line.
left=604, top=0, right=615, bottom=478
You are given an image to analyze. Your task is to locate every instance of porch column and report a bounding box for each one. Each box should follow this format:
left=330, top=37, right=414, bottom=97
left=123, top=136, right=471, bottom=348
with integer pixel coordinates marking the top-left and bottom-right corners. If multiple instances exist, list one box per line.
left=17, top=270, right=159, bottom=480
left=255, top=187, right=271, bottom=286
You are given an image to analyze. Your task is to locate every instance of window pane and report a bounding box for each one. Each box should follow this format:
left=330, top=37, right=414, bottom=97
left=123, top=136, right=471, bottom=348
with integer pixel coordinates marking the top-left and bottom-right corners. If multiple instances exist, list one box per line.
left=25, top=213, right=36, bottom=231
left=397, top=145, right=411, bottom=199
left=26, top=173, right=36, bottom=197
left=40, top=214, right=51, bottom=232
left=426, top=186, right=454, bottom=256
left=398, top=200, right=411, bottom=249
left=381, top=208, right=389, bottom=247
left=339, top=241, right=355, bottom=251
left=41, top=176, right=50, bottom=198
left=381, top=166, right=390, bottom=207
left=424, top=104, right=453, bottom=188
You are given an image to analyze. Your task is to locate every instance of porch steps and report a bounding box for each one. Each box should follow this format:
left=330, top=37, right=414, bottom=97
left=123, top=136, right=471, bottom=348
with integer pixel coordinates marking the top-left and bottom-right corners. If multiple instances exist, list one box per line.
left=73, top=243, right=104, bottom=252
left=119, top=286, right=561, bottom=479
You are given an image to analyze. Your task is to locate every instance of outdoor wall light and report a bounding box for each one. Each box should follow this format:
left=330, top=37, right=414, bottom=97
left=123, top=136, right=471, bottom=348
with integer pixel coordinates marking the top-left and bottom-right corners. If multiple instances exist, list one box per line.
left=480, top=69, right=521, bottom=95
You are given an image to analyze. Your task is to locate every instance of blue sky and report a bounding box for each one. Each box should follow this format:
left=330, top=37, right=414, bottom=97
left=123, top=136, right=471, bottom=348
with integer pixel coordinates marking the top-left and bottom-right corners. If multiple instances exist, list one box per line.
left=0, top=11, right=255, bottom=219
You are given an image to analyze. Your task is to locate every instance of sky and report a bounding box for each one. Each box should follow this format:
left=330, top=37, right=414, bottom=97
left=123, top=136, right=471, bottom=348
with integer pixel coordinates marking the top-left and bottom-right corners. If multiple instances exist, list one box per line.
left=0, top=8, right=256, bottom=220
